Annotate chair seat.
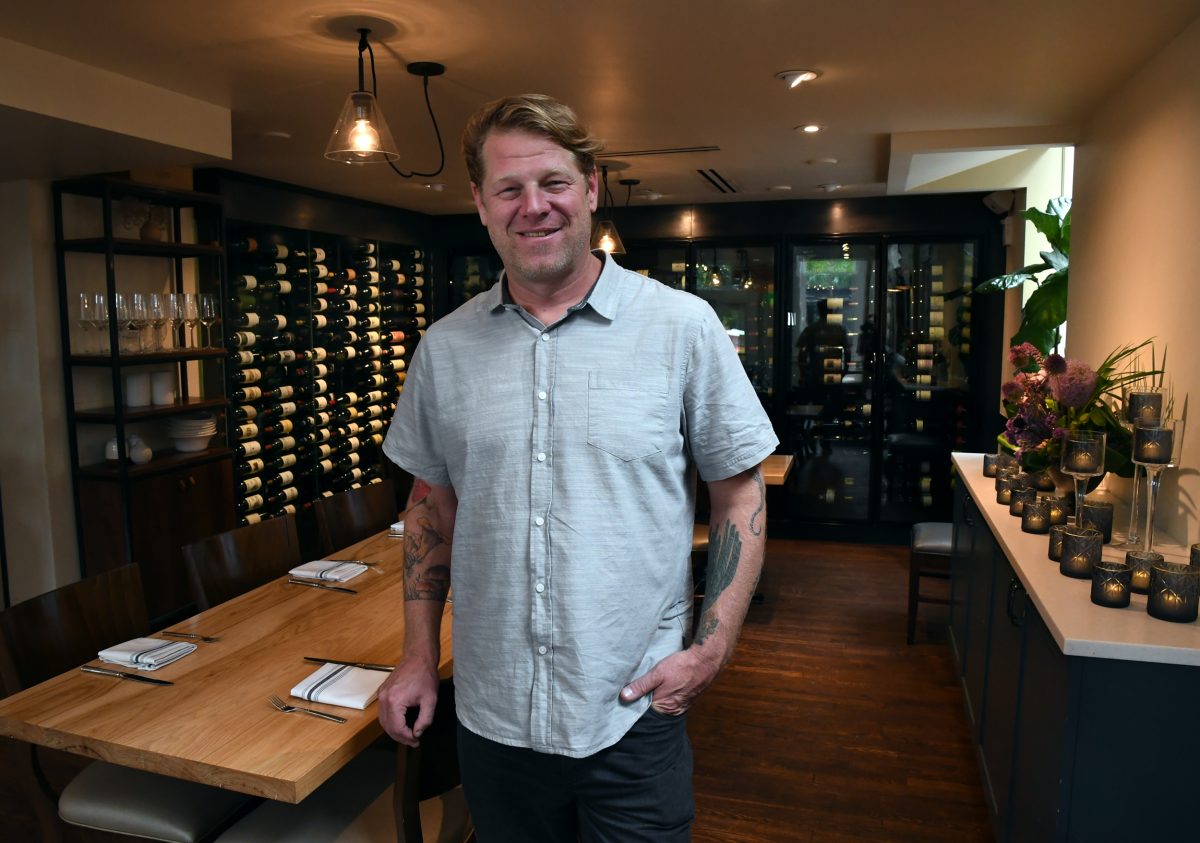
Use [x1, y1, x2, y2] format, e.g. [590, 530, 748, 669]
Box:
[912, 521, 953, 556]
[60, 761, 254, 843]
[215, 744, 473, 843]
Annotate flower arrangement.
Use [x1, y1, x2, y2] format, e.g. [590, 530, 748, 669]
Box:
[999, 339, 1162, 478]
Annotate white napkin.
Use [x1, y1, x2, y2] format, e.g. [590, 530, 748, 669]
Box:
[288, 560, 368, 582]
[290, 663, 388, 710]
[390, 520, 405, 537]
[99, 637, 196, 671]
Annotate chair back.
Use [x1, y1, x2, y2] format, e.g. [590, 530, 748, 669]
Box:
[182, 515, 302, 611]
[313, 479, 398, 556]
[395, 677, 466, 841]
[0, 564, 148, 695]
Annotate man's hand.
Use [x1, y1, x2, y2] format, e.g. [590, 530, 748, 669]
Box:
[619, 646, 723, 716]
[377, 653, 439, 747]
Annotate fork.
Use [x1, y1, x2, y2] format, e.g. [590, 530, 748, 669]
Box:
[267, 693, 347, 724]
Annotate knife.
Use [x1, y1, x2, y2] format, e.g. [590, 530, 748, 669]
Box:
[304, 657, 395, 672]
[81, 665, 174, 686]
[161, 630, 221, 643]
[287, 578, 357, 595]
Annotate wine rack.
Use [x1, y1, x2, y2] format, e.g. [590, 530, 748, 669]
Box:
[224, 228, 428, 526]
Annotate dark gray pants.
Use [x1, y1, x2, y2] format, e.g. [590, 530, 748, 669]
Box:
[458, 709, 694, 842]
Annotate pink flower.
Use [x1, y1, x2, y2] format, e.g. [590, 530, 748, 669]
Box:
[1044, 353, 1068, 376]
[1049, 360, 1097, 409]
[1001, 380, 1023, 402]
[1009, 342, 1042, 370]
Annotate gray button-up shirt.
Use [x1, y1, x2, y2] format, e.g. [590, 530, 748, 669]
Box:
[383, 253, 777, 757]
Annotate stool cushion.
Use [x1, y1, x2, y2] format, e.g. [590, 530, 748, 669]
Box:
[60, 761, 254, 843]
[912, 522, 953, 556]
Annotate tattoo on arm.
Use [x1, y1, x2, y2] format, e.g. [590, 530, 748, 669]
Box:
[403, 509, 452, 601]
[695, 520, 742, 645]
[748, 468, 764, 537]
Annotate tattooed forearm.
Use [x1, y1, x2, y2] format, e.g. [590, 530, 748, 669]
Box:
[747, 468, 764, 537]
[695, 520, 742, 644]
[403, 508, 452, 601]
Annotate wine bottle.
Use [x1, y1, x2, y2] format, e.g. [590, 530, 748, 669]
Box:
[232, 368, 262, 385]
[266, 487, 299, 508]
[236, 422, 260, 440]
[264, 470, 296, 491]
[235, 440, 263, 458]
[232, 404, 258, 422]
[230, 385, 263, 403]
[236, 457, 266, 475]
[256, 261, 288, 278]
[261, 435, 297, 456]
[268, 452, 299, 472]
[227, 331, 258, 349]
[238, 476, 264, 495]
[230, 236, 259, 254]
[238, 494, 265, 514]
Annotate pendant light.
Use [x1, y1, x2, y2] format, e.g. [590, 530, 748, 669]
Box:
[590, 165, 626, 255]
[324, 28, 446, 178]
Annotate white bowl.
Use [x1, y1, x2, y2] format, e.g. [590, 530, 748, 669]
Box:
[173, 434, 213, 453]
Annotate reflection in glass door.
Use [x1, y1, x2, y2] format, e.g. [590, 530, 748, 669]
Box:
[782, 242, 878, 521]
[879, 242, 975, 522]
[691, 246, 775, 399]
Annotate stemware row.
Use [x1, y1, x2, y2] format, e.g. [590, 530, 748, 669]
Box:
[77, 292, 220, 353]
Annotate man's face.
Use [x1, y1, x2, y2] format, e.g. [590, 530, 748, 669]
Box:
[470, 129, 598, 288]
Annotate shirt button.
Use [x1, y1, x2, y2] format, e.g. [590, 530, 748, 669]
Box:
[535, 581, 545, 593]
[534, 516, 545, 526]
[540, 334, 549, 342]
[538, 645, 548, 655]
[538, 390, 547, 400]
[536, 452, 546, 462]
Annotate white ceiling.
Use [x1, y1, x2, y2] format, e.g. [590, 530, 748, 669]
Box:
[1, 0, 1197, 215]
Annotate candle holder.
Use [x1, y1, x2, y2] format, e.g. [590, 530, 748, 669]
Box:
[1125, 388, 1164, 425]
[996, 475, 1020, 506]
[1126, 550, 1163, 595]
[1090, 560, 1132, 609]
[983, 453, 1000, 478]
[1021, 499, 1051, 534]
[1043, 495, 1069, 526]
[1132, 419, 1183, 553]
[1059, 527, 1102, 579]
[1048, 525, 1068, 561]
[1029, 470, 1057, 492]
[995, 465, 1019, 491]
[1060, 430, 1106, 529]
[1147, 561, 1200, 623]
[1117, 387, 1163, 549]
[1009, 487, 1037, 517]
[1081, 501, 1114, 544]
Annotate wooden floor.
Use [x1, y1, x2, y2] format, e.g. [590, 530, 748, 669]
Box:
[1, 537, 990, 842]
[688, 538, 990, 842]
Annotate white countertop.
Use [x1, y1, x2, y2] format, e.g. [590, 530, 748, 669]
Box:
[954, 452, 1200, 666]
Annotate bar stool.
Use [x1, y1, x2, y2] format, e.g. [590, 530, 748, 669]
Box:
[907, 522, 952, 644]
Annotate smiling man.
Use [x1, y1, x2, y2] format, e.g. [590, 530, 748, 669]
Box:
[378, 94, 778, 842]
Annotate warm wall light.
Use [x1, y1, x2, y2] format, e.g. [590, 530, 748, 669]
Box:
[324, 28, 446, 178]
[775, 69, 821, 88]
[797, 124, 823, 134]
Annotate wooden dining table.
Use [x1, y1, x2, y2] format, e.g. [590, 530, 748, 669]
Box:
[0, 526, 449, 804]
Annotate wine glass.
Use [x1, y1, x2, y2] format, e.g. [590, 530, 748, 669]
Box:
[198, 293, 220, 348]
[77, 292, 96, 353]
[130, 292, 150, 352]
[147, 292, 167, 351]
[1060, 430, 1106, 528]
[1133, 419, 1183, 552]
[182, 293, 200, 348]
[92, 292, 111, 354]
[113, 293, 136, 354]
[163, 293, 182, 349]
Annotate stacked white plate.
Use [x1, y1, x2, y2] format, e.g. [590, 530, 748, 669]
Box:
[168, 412, 217, 452]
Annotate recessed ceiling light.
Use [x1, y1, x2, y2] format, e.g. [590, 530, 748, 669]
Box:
[806, 157, 838, 165]
[819, 183, 842, 192]
[774, 69, 822, 89]
[768, 185, 793, 192]
[262, 130, 292, 140]
[796, 124, 823, 134]
[423, 183, 446, 191]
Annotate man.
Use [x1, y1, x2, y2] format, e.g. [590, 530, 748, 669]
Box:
[378, 93, 778, 842]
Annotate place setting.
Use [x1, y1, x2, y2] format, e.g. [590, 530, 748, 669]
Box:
[80, 634, 205, 687]
[266, 655, 395, 725]
[286, 558, 372, 594]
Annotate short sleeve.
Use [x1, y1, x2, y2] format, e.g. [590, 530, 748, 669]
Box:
[382, 339, 453, 487]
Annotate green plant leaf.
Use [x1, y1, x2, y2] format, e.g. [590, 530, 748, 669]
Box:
[975, 270, 1040, 293]
[1021, 271, 1068, 330]
[1040, 248, 1068, 271]
[1010, 323, 1056, 355]
[1024, 199, 1072, 254]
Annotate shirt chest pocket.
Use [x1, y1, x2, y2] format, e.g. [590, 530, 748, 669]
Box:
[587, 371, 670, 461]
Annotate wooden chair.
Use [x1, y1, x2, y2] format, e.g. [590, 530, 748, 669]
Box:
[907, 522, 953, 644]
[0, 564, 254, 841]
[213, 679, 472, 843]
[313, 478, 399, 556]
[182, 515, 303, 611]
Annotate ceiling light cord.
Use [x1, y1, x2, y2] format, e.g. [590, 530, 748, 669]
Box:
[388, 73, 445, 179]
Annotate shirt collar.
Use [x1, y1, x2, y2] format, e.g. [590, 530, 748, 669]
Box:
[486, 250, 623, 321]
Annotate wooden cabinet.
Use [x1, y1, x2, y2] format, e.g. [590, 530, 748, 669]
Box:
[952, 473, 1200, 841]
[79, 454, 234, 622]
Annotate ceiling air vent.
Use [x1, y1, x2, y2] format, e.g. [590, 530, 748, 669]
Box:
[696, 169, 736, 194]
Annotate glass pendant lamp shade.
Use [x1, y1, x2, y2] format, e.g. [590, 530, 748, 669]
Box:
[591, 220, 626, 255]
[324, 90, 400, 164]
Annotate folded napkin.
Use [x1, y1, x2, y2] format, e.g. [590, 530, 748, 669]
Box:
[99, 637, 196, 671]
[291, 663, 388, 710]
[288, 560, 368, 582]
[390, 520, 405, 537]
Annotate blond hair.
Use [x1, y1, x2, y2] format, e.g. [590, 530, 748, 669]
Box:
[462, 94, 605, 185]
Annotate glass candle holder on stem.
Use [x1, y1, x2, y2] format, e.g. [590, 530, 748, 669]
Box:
[1118, 387, 1164, 549]
[1133, 419, 1183, 553]
[1060, 430, 1106, 529]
